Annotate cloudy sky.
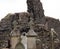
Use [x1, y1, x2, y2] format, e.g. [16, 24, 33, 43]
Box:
[0, 0, 60, 20]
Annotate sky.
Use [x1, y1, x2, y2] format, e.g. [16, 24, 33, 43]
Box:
[0, 0, 60, 20]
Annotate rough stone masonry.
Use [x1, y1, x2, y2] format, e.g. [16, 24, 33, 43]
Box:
[0, 0, 60, 49]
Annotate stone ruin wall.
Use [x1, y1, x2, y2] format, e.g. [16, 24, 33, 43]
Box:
[0, 0, 60, 49]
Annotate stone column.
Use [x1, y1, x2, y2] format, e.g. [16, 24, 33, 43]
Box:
[26, 29, 37, 49]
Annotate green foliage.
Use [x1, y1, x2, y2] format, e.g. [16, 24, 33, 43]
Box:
[15, 42, 25, 49]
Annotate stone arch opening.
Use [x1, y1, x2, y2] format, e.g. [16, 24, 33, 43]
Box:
[15, 41, 25, 49]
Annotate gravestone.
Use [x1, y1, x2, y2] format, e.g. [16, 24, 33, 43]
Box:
[10, 27, 20, 49]
[26, 29, 37, 49]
